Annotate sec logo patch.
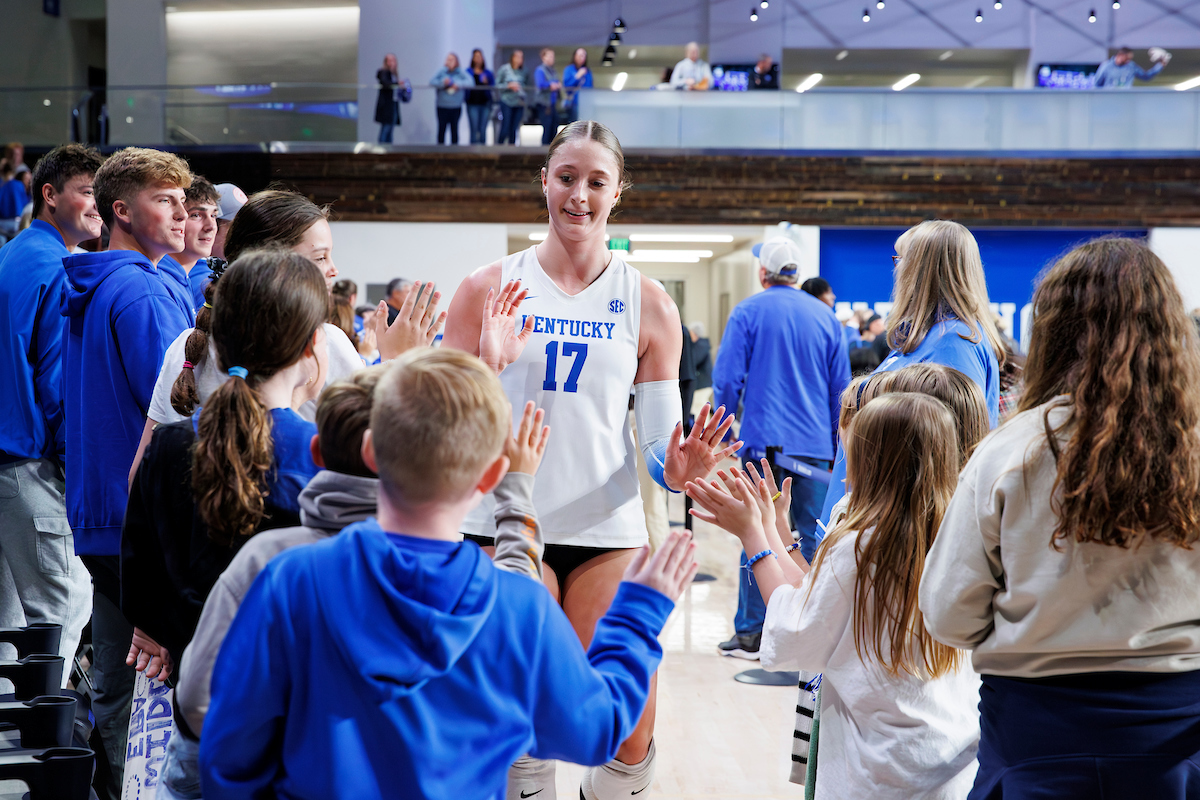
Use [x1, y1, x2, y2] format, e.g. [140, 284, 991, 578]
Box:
[609, 299, 626, 314]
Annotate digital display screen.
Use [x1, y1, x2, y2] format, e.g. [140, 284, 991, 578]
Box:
[1037, 64, 1100, 89]
[712, 64, 779, 92]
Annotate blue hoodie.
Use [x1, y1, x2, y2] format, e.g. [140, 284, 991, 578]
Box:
[813, 317, 1000, 541]
[158, 255, 197, 321]
[200, 519, 673, 800]
[0, 221, 71, 466]
[61, 250, 194, 556]
[189, 260, 213, 310]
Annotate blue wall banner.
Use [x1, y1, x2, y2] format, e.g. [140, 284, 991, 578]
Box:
[819, 227, 1147, 351]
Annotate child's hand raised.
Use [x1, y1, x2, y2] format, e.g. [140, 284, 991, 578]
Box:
[685, 471, 765, 544]
[623, 530, 698, 602]
[735, 461, 777, 533]
[505, 401, 550, 475]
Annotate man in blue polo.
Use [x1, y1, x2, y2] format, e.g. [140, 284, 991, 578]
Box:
[712, 236, 849, 660]
[0, 144, 105, 673]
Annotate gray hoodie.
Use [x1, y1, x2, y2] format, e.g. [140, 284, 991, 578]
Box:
[174, 469, 544, 737]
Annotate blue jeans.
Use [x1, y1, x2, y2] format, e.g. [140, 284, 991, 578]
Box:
[498, 105, 523, 144]
[467, 104, 490, 144]
[377, 122, 394, 143]
[539, 104, 557, 144]
[734, 455, 831, 636]
[160, 720, 202, 799]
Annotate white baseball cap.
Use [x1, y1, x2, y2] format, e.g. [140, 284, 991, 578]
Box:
[215, 183, 248, 221]
[752, 236, 803, 276]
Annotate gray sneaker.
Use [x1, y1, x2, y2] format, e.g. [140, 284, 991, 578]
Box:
[717, 632, 761, 660]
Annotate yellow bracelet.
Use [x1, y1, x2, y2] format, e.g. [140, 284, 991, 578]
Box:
[771, 491, 782, 502]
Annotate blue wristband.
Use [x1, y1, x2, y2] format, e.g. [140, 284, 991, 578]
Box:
[744, 549, 775, 584]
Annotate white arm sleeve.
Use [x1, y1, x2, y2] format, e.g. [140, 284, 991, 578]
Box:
[634, 380, 684, 492]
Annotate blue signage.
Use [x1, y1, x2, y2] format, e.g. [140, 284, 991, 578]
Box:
[818, 227, 1146, 351]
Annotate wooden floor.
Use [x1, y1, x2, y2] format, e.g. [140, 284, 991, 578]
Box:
[555, 491, 801, 799]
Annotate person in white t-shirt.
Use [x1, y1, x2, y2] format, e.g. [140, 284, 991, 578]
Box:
[669, 42, 713, 91]
[689, 392, 981, 800]
[443, 119, 740, 800]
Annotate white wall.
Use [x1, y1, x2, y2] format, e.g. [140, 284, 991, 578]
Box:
[107, 0, 168, 144]
[329, 221, 508, 310]
[1149, 228, 1200, 314]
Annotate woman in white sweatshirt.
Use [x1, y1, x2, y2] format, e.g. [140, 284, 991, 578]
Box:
[689, 392, 981, 799]
[921, 237, 1200, 799]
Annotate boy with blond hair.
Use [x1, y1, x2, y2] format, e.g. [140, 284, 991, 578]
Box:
[60, 146, 194, 788]
[200, 349, 698, 800]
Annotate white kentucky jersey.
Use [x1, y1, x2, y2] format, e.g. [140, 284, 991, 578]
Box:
[462, 245, 647, 548]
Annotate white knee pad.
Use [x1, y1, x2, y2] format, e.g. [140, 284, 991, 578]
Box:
[507, 754, 557, 800]
[580, 739, 656, 800]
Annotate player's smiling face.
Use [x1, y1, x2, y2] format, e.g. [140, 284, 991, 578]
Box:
[541, 138, 621, 241]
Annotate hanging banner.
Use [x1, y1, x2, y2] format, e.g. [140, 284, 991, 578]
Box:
[122, 672, 174, 800]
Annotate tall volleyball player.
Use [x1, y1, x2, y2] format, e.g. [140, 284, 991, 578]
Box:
[444, 121, 740, 800]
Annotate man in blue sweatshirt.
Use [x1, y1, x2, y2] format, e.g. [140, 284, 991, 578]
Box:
[159, 174, 221, 317]
[200, 348, 699, 800]
[60, 146, 194, 790]
[0, 144, 104, 676]
[712, 236, 850, 660]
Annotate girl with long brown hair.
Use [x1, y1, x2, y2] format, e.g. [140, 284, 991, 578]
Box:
[922, 237, 1200, 798]
[120, 249, 328, 684]
[689, 392, 981, 799]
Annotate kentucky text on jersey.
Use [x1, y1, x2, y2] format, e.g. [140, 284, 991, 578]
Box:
[521, 315, 617, 340]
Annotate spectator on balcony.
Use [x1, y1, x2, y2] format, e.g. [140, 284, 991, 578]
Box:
[562, 47, 593, 125]
[375, 53, 412, 145]
[750, 54, 779, 90]
[430, 52, 473, 145]
[496, 50, 528, 145]
[670, 42, 713, 91]
[533, 48, 561, 145]
[466, 49, 495, 145]
[1093, 47, 1170, 89]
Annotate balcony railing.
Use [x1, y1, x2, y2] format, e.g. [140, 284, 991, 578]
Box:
[2, 83, 1197, 154]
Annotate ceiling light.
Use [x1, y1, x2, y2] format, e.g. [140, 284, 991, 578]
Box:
[602, 44, 617, 66]
[612, 17, 626, 32]
[761, 0, 769, 8]
[1175, 75, 1200, 91]
[876, 0, 884, 8]
[862, 8, 870, 22]
[612, 72, 628, 91]
[975, 8, 983, 22]
[993, 0, 1002, 8]
[893, 73, 921, 91]
[609, 31, 621, 43]
[750, 7, 758, 21]
[628, 48, 637, 58]
[625, 250, 714, 263]
[628, 233, 735, 243]
[836, 50, 849, 60]
[939, 50, 954, 60]
[796, 73, 823, 92]
[1088, 8, 1097, 21]
[1112, 0, 1120, 7]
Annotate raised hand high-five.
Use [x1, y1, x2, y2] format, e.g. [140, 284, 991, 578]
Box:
[662, 402, 743, 491]
[479, 280, 535, 375]
[374, 281, 446, 361]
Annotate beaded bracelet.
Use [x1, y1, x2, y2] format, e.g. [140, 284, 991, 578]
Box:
[744, 549, 775, 583]
[785, 542, 802, 554]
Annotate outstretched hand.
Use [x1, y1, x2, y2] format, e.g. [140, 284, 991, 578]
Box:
[506, 401, 550, 475]
[663, 403, 743, 491]
[479, 280, 534, 374]
[374, 281, 446, 362]
[623, 530, 698, 602]
[685, 471, 765, 546]
[126, 626, 172, 683]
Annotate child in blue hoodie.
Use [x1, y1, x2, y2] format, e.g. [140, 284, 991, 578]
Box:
[200, 348, 700, 800]
[0, 144, 104, 677]
[59, 146, 194, 786]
